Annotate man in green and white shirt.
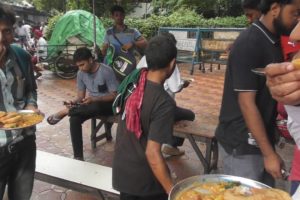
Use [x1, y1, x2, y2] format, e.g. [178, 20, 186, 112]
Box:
[0, 7, 39, 200]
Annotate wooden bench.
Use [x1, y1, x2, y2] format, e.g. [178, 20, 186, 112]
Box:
[35, 150, 119, 199]
[200, 39, 231, 72]
[90, 115, 118, 149]
[90, 116, 218, 174]
[199, 31, 241, 73]
[173, 120, 218, 174]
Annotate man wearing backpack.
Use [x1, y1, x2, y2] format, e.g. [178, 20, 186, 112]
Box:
[101, 5, 147, 81]
[0, 7, 40, 200]
[113, 35, 176, 200]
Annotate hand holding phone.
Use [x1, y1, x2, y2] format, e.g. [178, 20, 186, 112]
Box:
[63, 101, 81, 108]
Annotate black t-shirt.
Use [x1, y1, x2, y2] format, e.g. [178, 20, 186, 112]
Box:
[112, 80, 175, 196]
[215, 21, 283, 155]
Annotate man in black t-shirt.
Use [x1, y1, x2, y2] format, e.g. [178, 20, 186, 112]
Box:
[215, 0, 299, 186]
[113, 35, 177, 200]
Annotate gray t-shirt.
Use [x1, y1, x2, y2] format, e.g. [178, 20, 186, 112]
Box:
[77, 63, 118, 97]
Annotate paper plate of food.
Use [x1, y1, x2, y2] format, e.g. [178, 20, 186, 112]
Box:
[0, 110, 44, 130]
[169, 174, 292, 200]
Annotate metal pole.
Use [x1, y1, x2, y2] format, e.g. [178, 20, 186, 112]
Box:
[145, 3, 147, 19]
[92, 0, 97, 60]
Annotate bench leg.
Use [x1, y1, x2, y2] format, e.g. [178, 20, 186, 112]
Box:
[211, 138, 219, 170]
[199, 63, 206, 73]
[91, 118, 97, 149]
[186, 134, 210, 173]
[91, 118, 115, 149]
[104, 122, 113, 141]
[96, 190, 106, 200]
[205, 138, 212, 171]
[205, 138, 218, 171]
[90, 118, 105, 149]
[186, 134, 219, 174]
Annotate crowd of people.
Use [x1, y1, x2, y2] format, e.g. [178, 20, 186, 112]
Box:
[2, 0, 300, 199]
[14, 20, 47, 79]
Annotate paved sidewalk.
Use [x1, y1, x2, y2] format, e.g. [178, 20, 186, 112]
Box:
[4, 64, 292, 199]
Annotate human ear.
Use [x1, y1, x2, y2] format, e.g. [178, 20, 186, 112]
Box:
[270, 2, 281, 18]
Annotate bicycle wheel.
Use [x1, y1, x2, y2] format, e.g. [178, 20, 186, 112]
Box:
[54, 55, 78, 79]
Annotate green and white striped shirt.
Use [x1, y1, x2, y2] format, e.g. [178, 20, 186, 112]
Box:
[0, 47, 37, 147]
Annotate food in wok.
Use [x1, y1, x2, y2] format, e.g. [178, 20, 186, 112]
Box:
[224, 186, 291, 200]
[0, 111, 43, 129]
[175, 182, 291, 200]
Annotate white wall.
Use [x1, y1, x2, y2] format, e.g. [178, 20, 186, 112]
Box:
[170, 31, 197, 51]
[129, 3, 153, 18]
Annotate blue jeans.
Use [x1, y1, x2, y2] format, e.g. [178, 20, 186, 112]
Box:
[291, 181, 300, 195]
[219, 144, 275, 187]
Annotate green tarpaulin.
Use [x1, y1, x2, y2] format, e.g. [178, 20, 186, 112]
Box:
[47, 10, 106, 59]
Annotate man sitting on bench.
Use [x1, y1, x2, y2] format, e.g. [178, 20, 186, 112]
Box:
[47, 47, 119, 160]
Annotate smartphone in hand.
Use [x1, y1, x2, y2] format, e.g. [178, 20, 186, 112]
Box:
[63, 101, 81, 108]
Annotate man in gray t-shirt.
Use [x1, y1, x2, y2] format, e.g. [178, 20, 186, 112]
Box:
[47, 47, 118, 160]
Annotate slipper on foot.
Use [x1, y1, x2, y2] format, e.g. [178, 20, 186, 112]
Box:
[47, 114, 62, 125]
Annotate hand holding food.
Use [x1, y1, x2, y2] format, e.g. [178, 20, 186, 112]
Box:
[265, 62, 300, 105]
[0, 111, 44, 129]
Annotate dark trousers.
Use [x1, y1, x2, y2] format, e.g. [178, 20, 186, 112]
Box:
[120, 192, 168, 200]
[69, 101, 113, 159]
[0, 136, 36, 200]
[169, 106, 195, 147]
[291, 181, 300, 195]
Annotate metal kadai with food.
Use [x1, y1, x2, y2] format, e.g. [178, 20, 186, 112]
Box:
[169, 175, 292, 200]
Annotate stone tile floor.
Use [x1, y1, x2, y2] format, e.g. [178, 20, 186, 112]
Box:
[4, 64, 294, 199]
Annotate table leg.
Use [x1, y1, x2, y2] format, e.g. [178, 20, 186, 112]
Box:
[186, 134, 210, 173]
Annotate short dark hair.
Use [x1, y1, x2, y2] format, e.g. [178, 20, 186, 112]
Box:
[259, 0, 294, 14]
[145, 35, 177, 70]
[160, 32, 177, 45]
[73, 47, 93, 63]
[242, 0, 261, 9]
[0, 6, 16, 26]
[110, 5, 125, 15]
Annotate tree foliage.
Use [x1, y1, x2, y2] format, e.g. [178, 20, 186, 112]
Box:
[125, 9, 247, 39]
[46, 8, 247, 40]
[29, 0, 137, 17]
[152, 0, 243, 17]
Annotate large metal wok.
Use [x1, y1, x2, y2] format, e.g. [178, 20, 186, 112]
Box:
[169, 174, 271, 200]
